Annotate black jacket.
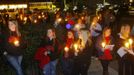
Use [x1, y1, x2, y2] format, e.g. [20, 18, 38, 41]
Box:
[3, 32, 25, 56]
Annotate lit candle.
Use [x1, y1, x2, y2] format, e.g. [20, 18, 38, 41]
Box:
[81, 16, 84, 20]
[38, 15, 41, 19]
[125, 42, 130, 49]
[13, 39, 20, 47]
[64, 47, 69, 52]
[129, 39, 133, 45]
[57, 18, 62, 22]
[65, 18, 68, 21]
[92, 22, 95, 25]
[34, 19, 37, 23]
[42, 15, 45, 18]
[24, 17, 27, 21]
[98, 16, 100, 19]
[74, 44, 79, 52]
[102, 42, 106, 48]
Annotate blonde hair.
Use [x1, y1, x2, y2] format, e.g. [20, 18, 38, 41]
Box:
[9, 20, 21, 37]
[120, 24, 130, 39]
[79, 29, 92, 48]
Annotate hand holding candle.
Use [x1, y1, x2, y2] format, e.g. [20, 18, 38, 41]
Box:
[129, 39, 133, 45]
[13, 38, 20, 47]
[64, 47, 69, 52]
[57, 18, 62, 22]
[102, 42, 106, 48]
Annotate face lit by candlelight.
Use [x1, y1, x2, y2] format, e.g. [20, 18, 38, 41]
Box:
[47, 29, 55, 39]
[104, 29, 111, 37]
[8, 21, 16, 32]
[67, 31, 74, 39]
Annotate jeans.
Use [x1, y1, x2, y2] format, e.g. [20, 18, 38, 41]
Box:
[61, 59, 74, 75]
[6, 55, 23, 75]
[43, 60, 58, 75]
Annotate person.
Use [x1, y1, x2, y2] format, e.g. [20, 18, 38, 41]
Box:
[35, 28, 61, 75]
[73, 18, 86, 38]
[96, 27, 114, 75]
[72, 29, 93, 75]
[61, 31, 75, 75]
[116, 24, 134, 75]
[90, 16, 102, 58]
[3, 19, 25, 75]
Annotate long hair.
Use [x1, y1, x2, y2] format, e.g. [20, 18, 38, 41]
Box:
[120, 24, 130, 39]
[102, 27, 111, 44]
[8, 19, 21, 37]
[79, 29, 92, 48]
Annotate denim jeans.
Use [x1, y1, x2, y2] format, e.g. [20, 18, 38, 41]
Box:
[61, 59, 74, 75]
[43, 60, 58, 75]
[6, 55, 23, 75]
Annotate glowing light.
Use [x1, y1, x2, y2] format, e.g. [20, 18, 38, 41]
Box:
[125, 42, 130, 48]
[102, 42, 106, 48]
[129, 39, 133, 45]
[57, 18, 62, 22]
[64, 47, 69, 52]
[74, 44, 79, 52]
[66, 24, 72, 29]
[24, 17, 27, 21]
[14, 39, 20, 47]
[34, 20, 37, 23]
[38, 15, 41, 19]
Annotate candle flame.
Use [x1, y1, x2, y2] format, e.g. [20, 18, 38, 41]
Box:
[24, 17, 27, 21]
[14, 40, 19, 47]
[34, 20, 37, 23]
[102, 42, 106, 48]
[58, 18, 62, 22]
[125, 42, 129, 48]
[64, 47, 69, 52]
[129, 39, 133, 45]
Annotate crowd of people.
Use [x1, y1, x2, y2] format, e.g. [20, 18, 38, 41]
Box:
[0, 8, 134, 75]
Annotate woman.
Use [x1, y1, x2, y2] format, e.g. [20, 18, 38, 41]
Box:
[96, 27, 114, 75]
[116, 24, 134, 75]
[3, 19, 24, 75]
[90, 16, 102, 58]
[61, 31, 75, 75]
[35, 28, 61, 75]
[72, 29, 93, 75]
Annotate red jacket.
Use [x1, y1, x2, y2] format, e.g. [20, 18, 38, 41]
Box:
[34, 46, 54, 69]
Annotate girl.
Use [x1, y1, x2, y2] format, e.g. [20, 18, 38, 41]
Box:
[3, 19, 24, 75]
[61, 31, 75, 75]
[72, 29, 93, 75]
[96, 27, 114, 75]
[35, 28, 61, 75]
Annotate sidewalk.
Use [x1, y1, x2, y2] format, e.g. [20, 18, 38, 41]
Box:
[88, 59, 118, 75]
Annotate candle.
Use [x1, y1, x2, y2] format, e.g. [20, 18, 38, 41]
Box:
[13, 39, 20, 47]
[38, 15, 41, 19]
[57, 18, 62, 22]
[92, 22, 95, 25]
[98, 16, 100, 20]
[74, 44, 79, 53]
[129, 39, 133, 45]
[102, 42, 106, 48]
[125, 42, 129, 48]
[34, 19, 37, 23]
[64, 47, 69, 52]
[42, 15, 45, 18]
[24, 17, 27, 21]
